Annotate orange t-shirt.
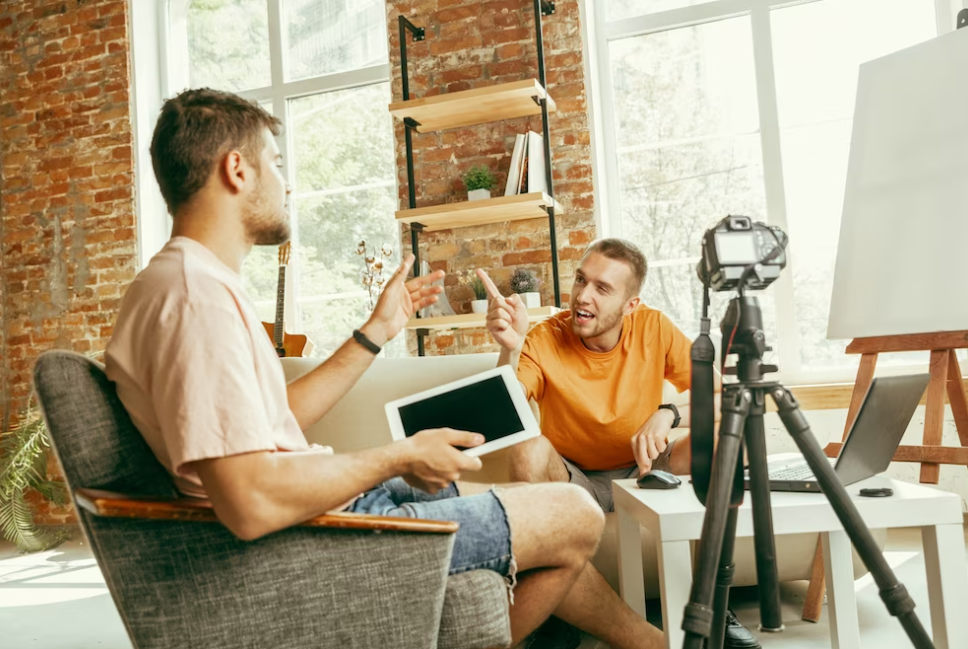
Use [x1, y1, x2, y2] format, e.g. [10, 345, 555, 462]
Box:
[517, 305, 692, 471]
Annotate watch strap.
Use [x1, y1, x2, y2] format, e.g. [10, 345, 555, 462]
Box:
[352, 329, 382, 355]
[658, 403, 681, 429]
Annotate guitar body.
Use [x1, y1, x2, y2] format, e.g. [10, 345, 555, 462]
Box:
[261, 322, 314, 358]
[262, 243, 314, 358]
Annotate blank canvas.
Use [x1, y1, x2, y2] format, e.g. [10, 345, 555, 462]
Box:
[827, 28, 968, 340]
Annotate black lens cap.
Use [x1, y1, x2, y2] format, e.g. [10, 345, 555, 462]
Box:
[859, 487, 893, 498]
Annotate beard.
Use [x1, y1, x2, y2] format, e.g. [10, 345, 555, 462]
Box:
[570, 302, 624, 340]
[243, 175, 290, 246]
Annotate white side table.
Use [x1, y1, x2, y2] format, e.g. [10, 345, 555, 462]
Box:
[614, 475, 967, 649]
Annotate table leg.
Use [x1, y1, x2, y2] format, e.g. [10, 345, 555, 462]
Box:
[657, 540, 692, 649]
[616, 505, 646, 619]
[821, 530, 860, 649]
[921, 523, 968, 649]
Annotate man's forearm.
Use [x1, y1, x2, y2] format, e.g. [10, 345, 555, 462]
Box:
[194, 444, 407, 540]
[287, 327, 383, 430]
[679, 391, 722, 428]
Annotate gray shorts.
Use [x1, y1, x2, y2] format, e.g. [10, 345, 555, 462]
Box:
[562, 439, 677, 513]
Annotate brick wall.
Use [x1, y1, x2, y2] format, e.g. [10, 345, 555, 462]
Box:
[387, 0, 594, 355]
[0, 0, 138, 525]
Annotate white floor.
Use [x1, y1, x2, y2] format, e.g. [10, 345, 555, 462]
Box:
[1, 526, 966, 649]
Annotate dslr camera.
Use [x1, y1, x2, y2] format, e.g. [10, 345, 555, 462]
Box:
[696, 215, 788, 292]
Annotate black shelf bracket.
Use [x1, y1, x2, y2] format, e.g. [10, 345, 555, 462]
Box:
[541, 1, 555, 16]
[533, 0, 560, 308]
[399, 16, 425, 102]
[959, 9, 967, 29]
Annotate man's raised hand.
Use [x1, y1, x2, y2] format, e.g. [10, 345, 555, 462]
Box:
[363, 254, 444, 346]
[477, 268, 529, 352]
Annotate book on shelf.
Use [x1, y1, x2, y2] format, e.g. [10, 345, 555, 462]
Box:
[503, 130, 546, 196]
[504, 133, 526, 196]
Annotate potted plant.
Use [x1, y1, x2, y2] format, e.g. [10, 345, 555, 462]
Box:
[458, 270, 490, 313]
[1, 396, 70, 553]
[463, 165, 495, 201]
[510, 267, 541, 308]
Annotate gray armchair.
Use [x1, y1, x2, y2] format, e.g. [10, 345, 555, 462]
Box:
[32, 351, 511, 649]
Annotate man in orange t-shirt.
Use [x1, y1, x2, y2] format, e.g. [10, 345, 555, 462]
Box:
[480, 238, 755, 649]
[479, 238, 697, 512]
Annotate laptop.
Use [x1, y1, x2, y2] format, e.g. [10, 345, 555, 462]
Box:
[745, 373, 930, 493]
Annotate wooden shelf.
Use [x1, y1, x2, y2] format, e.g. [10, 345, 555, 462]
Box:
[406, 306, 561, 331]
[389, 79, 556, 132]
[396, 192, 560, 232]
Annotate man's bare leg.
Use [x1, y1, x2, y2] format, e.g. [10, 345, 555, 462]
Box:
[488, 483, 662, 648]
[554, 562, 664, 648]
[507, 435, 570, 483]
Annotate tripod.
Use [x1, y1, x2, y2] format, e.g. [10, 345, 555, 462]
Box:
[681, 295, 935, 649]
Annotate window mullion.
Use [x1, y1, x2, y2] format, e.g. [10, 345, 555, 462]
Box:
[750, 4, 802, 379]
[265, 0, 299, 332]
[591, 0, 624, 239]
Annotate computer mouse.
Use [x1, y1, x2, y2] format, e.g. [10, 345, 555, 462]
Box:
[636, 470, 682, 490]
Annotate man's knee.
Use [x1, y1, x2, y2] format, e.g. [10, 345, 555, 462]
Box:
[508, 435, 568, 483]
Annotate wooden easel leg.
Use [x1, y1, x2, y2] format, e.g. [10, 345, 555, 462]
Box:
[921, 350, 950, 484]
[802, 540, 826, 622]
[823, 353, 877, 457]
[806, 352, 877, 622]
[946, 350, 968, 451]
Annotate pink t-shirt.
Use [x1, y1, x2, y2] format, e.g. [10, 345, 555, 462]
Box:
[105, 236, 326, 498]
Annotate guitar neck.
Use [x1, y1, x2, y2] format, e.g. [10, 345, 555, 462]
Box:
[273, 265, 286, 349]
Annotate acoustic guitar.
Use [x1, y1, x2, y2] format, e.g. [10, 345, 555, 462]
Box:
[262, 243, 314, 358]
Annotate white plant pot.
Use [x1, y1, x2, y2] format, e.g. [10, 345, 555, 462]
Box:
[467, 188, 491, 201]
[520, 292, 541, 308]
[471, 299, 489, 314]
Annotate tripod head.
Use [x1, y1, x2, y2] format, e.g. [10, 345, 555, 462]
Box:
[720, 296, 779, 384]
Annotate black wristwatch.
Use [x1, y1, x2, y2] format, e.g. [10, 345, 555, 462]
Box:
[352, 329, 382, 355]
[657, 403, 680, 429]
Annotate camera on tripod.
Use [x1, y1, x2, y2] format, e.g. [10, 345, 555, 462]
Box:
[683, 216, 932, 649]
[696, 215, 788, 292]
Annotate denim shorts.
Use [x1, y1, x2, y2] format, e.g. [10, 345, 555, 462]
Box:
[348, 478, 515, 581]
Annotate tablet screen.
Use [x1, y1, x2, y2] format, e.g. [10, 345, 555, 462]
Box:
[398, 376, 524, 447]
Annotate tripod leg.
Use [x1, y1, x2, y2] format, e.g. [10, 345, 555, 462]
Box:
[682, 389, 750, 649]
[710, 507, 738, 649]
[743, 405, 784, 632]
[771, 386, 936, 649]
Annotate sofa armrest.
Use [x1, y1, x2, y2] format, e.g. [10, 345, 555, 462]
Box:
[74, 488, 458, 534]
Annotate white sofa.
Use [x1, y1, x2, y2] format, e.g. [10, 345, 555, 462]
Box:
[281, 353, 882, 599]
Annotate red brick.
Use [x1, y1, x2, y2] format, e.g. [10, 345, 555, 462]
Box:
[1, 0, 136, 527]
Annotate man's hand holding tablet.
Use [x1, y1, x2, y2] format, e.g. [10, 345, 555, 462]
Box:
[400, 428, 484, 493]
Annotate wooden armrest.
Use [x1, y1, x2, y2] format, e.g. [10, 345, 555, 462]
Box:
[74, 488, 458, 534]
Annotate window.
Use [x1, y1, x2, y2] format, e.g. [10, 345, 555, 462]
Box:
[164, 0, 401, 359]
[593, 0, 958, 382]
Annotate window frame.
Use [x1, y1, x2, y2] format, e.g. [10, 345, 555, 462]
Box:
[133, 0, 394, 331]
[585, 0, 962, 386]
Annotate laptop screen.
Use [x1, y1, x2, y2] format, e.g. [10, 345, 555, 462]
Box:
[835, 373, 930, 485]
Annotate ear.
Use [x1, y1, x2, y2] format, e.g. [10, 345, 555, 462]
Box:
[220, 150, 247, 194]
[623, 295, 640, 316]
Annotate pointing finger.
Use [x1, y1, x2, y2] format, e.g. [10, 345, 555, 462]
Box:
[476, 268, 503, 300]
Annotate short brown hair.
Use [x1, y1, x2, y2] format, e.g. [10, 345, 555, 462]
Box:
[582, 238, 648, 297]
[150, 88, 283, 215]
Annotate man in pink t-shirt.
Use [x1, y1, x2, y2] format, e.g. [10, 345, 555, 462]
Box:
[106, 88, 665, 649]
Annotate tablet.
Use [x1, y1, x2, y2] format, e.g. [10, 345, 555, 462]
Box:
[385, 365, 540, 457]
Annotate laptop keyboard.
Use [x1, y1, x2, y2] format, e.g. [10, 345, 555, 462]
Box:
[770, 463, 816, 481]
